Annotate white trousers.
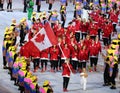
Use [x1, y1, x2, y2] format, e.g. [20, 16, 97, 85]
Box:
[81, 77, 87, 90]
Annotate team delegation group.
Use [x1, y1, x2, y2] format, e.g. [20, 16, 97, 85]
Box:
[2, 0, 120, 93]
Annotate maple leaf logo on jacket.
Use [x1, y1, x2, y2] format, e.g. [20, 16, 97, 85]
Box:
[35, 33, 45, 44]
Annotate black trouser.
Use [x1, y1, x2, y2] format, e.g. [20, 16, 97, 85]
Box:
[74, 10, 76, 18]
[113, 24, 117, 32]
[71, 60, 78, 70]
[51, 23, 55, 28]
[98, 29, 101, 40]
[90, 57, 98, 67]
[37, 5, 41, 12]
[62, 20, 65, 28]
[104, 63, 110, 84]
[103, 37, 109, 46]
[109, 34, 111, 45]
[7, 2, 12, 9]
[58, 56, 61, 67]
[48, 3, 52, 10]
[81, 33, 87, 39]
[23, 4, 27, 12]
[3, 56, 7, 67]
[75, 32, 80, 42]
[41, 59, 48, 69]
[110, 76, 116, 86]
[63, 77, 70, 89]
[50, 60, 58, 70]
[0, 3, 3, 9]
[33, 58, 40, 69]
[79, 61, 87, 70]
[20, 32, 25, 45]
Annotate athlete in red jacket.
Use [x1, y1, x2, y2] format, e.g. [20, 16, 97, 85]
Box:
[61, 43, 70, 68]
[89, 39, 100, 72]
[62, 59, 73, 92]
[30, 42, 40, 72]
[40, 48, 49, 72]
[49, 45, 59, 72]
[88, 21, 98, 40]
[78, 45, 89, 72]
[70, 44, 78, 72]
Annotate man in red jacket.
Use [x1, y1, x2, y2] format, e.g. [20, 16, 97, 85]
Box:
[30, 42, 41, 72]
[88, 21, 98, 40]
[89, 39, 100, 72]
[102, 22, 111, 47]
[81, 19, 89, 39]
[49, 45, 59, 72]
[109, 10, 118, 33]
[40, 48, 49, 72]
[61, 43, 70, 68]
[78, 45, 89, 72]
[70, 44, 78, 72]
[19, 41, 31, 58]
[84, 35, 92, 48]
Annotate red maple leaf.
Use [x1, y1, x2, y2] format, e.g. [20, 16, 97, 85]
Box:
[35, 33, 45, 43]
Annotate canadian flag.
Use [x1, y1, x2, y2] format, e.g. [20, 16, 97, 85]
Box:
[31, 22, 58, 51]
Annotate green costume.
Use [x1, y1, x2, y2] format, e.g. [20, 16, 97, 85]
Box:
[27, 0, 34, 20]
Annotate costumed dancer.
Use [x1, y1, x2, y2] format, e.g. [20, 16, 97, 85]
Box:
[31, 12, 37, 24]
[43, 80, 53, 93]
[27, 0, 34, 20]
[2, 27, 10, 69]
[49, 10, 58, 28]
[60, 5, 66, 28]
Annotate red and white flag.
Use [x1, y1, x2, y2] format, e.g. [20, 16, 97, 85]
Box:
[31, 22, 58, 51]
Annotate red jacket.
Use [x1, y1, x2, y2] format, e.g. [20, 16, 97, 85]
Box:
[28, 30, 33, 41]
[81, 22, 88, 33]
[40, 48, 49, 59]
[56, 27, 64, 37]
[53, 23, 58, 33]
[77, 42, 84, 50]
[102, 25, 111, 38]
[49, 46, 59, 60]
[67, 25, 76, 35]
[70, 46, 78, 59]
[108, 22, 113, 34]
[88, 23, 98, 36]
[95, 41, 101, 54]
[89, 44, 99, 56]
[62, 63, 73, 77]
[61, 47, 70, 59]
[78, 49, 88, 61]
[20, 41, 31, 58]
[74, 19, 81, 31]
[30, 42, 41, 58]
[84, 39, 92, 48]
[110, 12, 118, 23]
